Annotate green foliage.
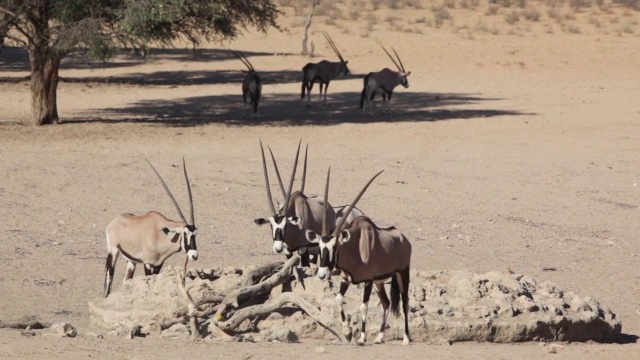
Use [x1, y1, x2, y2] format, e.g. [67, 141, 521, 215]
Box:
[0, 0, 282, 59]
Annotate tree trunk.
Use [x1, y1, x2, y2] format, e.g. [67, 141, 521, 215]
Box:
[28, 49, 60, 126]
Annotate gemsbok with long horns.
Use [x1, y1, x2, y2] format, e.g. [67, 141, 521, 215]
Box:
[304, 169, 412, 345]
[301, 31, 350, 106]
[103, 159, 198, 297]
[360, 45, 411, 114]
[268, 143, 366, 266]
[254, 141, 337, 267]
[231, 49, 262, 117]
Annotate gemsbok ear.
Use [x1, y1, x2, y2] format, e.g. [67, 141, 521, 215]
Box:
[305, 230, 319, 243]
[406, 71, 411, 76]
[340, 229, 351, 243]
[288, 216, 300, 225]
[254, 218, 269, 226]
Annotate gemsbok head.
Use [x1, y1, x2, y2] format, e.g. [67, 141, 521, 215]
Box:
[360, 45, 411, 114]
[304, 168, 412, 345]
[103, 158, 198, 297]
[301, 31, 350, 106]
[254, 140, 339, 267]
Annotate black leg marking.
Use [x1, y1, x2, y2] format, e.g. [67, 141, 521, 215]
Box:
[400, 267, 411, 344]
[360, 282, 373, 341]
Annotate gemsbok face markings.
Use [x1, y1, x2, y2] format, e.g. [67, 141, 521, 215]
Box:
[230, 49, 262, 117]
[360, 45, 412, 114]
[304, 168, 412, 346]
[254, 141, 346, 267]
[301, 31, 350, 106]
[103, 158, 198, 297]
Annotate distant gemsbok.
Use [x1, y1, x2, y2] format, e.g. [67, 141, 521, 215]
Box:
[360, 45, 411, 114]
[301, 31, 350, 106]
[304, 169, 412, 345]
[231, 49, 262, 117]
[103, 159, 198, 297]
[254, 140, 337, 267]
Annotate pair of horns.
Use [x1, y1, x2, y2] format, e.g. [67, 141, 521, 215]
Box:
[230, 49, 255, 72]
[260, 140, 307, 216]
[381, 45, 406, 73]
[146, 158, 195, 225]
[323, 31, 345, 63]
[321, 168, 384, 237]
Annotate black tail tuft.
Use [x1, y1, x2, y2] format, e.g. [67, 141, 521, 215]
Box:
[301, 65, 310, 99]
[390, 273, 401, 317]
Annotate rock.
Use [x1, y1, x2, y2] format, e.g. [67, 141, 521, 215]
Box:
[46, 323, 77, 338]
[263, 328, 299, 343]
[314, 346, 326, 353]
[160, 323, 190, 339]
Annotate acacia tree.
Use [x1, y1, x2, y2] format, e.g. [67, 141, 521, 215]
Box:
[0, 0, 281, 126]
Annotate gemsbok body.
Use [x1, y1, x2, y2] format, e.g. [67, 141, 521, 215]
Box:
[301, 32, 350, 106]
[254, 141, 337, 267]
[103, 159, 198, 297]
[304, 169, 412, 345]
[232, 49, 262, 117]
[360, 46, 411, 114]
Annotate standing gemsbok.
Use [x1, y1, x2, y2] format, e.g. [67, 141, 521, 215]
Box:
[304, 169, 412, 345]
[360, 45, 412, 114]
[301, 31, 350, 106]
[103, 159, 198, 297]
[254, 140, 337, 267]
[231, 49, 262, 117]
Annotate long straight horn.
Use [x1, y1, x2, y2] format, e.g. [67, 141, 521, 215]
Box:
[322, 167, 330, 237]
[392, 47, 406, 73]
[282, 140, 302, 213]
[300, 144, 308, 194]
[323, 31, 344, 62]
[268, 146, 287, 200]
[182, 157, 195, 225]
[240, 51, 255, 72]
[231, 49, 252, 72]
[381, 45, 402, 72]
[259, 140, 277, 216]
[146, 159, 187, 224]
[333, 170, 384, 236]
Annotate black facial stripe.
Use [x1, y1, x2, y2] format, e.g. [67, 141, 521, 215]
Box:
[320, 247, 331, 268]
[274, 227, 284, 241]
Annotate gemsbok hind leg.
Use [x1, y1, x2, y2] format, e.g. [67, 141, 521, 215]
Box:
[103, 248, 119, 297]
[356, 281, 373, 345]
[123, 261, 136, 283]
[374, 282, 391, 344]
[397, 267, 411, 345]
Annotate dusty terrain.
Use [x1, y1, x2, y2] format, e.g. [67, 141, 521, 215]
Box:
[1, 0, 639, 358]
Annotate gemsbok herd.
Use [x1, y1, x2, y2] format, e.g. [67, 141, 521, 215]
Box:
[229, 32, 411, 117]
[104, 142, 412, 346]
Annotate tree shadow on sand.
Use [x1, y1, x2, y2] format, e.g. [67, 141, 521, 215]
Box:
[69, 91, 533, 127]
[0, 46, 294, 75]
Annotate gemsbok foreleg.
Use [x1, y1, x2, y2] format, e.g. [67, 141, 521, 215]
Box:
[356, 281, 373, 345]
[374, 282, 391, 344]
[336, 279, 352, 341]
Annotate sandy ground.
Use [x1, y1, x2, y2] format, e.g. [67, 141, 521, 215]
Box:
[1, 1, 639, 359]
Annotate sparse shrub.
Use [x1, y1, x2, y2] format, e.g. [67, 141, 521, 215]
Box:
[387, 0, 401, 9]
[570, 0, 592, 10]
[431, 6, 451, 28]
[505, 10, 520, 24]
[548, 8, 561, 20]
[486, 4, 500, 14]
[372, 0, 385, 10]
[613, 0, 640, 10]
[610, 16, 620, 24]
[620, 24, 635, 33]
[588, 17, 602, 28]
[515, 0, 528, 8]
[444, 0, 456, 8]
[566, 24, 581, 33]
[564, 12, 576, 20]
[460, 0, 481, 8]
[521, 8, 540, 21]
[415, 16, 428, 23]
[545, 0, 564, 7]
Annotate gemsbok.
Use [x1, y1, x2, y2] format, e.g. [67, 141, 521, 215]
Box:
[304, 169, 412, 345]
[103, 159, 198, 297]
[360, 45, 411, 114]
[301, 31, 350, 106]
[254, 140, 337, 267]
[231, 49, 262, 117]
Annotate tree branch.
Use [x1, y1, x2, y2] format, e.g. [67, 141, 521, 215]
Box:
[220, 292, 348, 343]
[0, 6, 17, 18]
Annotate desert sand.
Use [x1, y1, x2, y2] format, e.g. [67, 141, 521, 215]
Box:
[0, 1, 639, 359]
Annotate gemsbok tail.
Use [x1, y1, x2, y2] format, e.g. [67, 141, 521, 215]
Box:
[360, 72, 372, 113]
[301, 64, 311, 99]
